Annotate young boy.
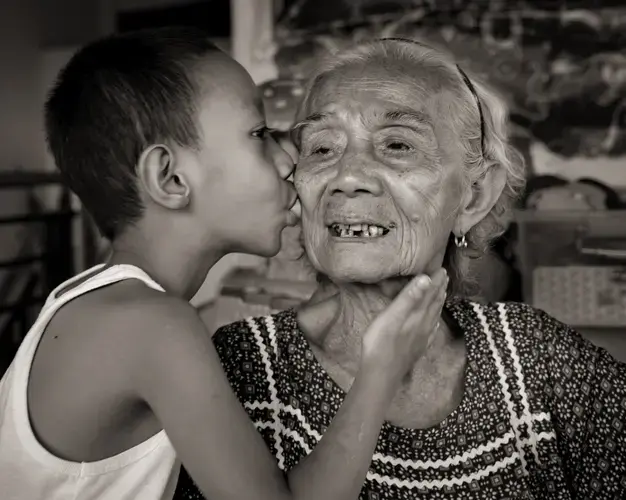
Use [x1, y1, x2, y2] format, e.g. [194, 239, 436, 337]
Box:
[0, 27, 447, 500]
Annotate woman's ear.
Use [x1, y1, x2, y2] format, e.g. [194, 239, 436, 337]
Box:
[454, 165, 506, 236]
[136, 144, 190, 210]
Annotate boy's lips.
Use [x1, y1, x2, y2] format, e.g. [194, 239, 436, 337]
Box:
[287, 187, 300, 216]
[289, 194, 300, 210]
[287, 198, 301, 225]
[286, 211, 299, 226]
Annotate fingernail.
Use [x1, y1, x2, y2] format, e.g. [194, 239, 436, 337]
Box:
[417, 275, 431, 289]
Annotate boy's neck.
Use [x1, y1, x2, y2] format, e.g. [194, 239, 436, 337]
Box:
[108, 230, 224, 301]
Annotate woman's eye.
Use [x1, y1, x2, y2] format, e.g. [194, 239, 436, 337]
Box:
[385, 140, 413, 152]
[300, 130, 345, 159]
[301, 141, 335, 158]
[311, 146, 332, 156]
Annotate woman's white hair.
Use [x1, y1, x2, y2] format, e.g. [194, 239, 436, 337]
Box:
[295, 38, 526, 296]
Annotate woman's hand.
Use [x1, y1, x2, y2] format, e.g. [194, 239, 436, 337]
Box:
[361, 268, 448, 388]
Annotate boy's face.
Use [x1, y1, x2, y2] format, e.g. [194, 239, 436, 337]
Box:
[188, 54, 298, 257]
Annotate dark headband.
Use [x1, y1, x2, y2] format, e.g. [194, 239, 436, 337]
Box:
[380, 37, 486, 157]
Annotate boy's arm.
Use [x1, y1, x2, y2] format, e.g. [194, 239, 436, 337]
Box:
[132, 298, 393, 500]
[130, 296, 290, 500]
[133, 273, 442, 500]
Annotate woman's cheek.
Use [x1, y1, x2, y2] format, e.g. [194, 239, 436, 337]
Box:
[294, 173, 320, 210]
[278, 137, 298, 164]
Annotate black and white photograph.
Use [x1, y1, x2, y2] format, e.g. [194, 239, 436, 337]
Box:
[0, 1, 625, 499]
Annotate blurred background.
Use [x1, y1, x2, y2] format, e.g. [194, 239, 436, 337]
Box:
[1, 0, 625, 375]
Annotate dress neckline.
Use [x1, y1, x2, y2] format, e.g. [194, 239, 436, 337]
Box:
[281, 298, 481, 435]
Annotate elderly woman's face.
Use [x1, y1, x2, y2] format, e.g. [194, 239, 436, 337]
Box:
[294, 63, 465, 283]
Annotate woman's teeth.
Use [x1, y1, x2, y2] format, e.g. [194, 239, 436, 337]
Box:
[331, 223, 389, 238]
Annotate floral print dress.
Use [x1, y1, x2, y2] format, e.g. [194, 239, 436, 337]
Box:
[174, 299, 626, 499]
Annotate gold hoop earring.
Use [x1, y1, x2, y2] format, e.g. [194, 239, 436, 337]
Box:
[454, 234, 468, 248]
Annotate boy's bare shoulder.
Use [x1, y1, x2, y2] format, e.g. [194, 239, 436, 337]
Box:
[60, 279, 210, 369]
[91, 281, 223, 407]
[98, 280, 207, 341]
[72, 280, 213, 393]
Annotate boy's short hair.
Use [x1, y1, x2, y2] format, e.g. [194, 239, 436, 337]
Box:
[45, 27, 220, 240]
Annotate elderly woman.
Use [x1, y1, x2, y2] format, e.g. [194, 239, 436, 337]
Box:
[176, 39, 626, 499]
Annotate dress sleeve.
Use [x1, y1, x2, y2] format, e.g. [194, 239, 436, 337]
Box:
[538, 310, 626, 499]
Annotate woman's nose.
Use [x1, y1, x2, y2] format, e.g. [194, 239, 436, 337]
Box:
[269, 136, 296, 180]
[328, 163, 383, 197]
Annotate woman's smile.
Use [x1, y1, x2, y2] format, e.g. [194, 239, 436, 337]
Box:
[328, 222, 390, 239]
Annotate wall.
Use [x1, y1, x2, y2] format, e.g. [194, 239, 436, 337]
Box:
[39, 0, 101, 47]
[112, 0, 193, 10]
[40, 0, 209, 47]
[1, 0, 111, 309]
[0, 0, 45, 172]
[100, 0, 213, 35]
[0, 0, 46, 300]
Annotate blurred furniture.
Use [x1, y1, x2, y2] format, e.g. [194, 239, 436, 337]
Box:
[0, 171, 89, 374]
[516, 209, 626, 330]
[198, 255, 317, 334]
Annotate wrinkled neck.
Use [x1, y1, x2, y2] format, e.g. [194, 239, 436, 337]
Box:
[320, 277, 412, 365]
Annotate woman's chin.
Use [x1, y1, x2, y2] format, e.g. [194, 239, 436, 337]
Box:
[322, 265, 394, 286]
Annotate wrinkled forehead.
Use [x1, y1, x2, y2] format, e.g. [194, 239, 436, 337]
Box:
[304, 61, 456, 121]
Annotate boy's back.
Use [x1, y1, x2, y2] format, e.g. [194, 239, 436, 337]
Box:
[29, 268, 165, 462]
[0, 265, 181, 500]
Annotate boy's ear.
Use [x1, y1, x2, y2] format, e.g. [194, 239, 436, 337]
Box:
[137, 144, 190, 209]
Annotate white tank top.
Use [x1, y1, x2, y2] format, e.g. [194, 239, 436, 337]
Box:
[0, 264, 179, 500]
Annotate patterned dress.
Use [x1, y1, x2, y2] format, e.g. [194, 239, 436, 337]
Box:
[174, 299, 626, 499]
